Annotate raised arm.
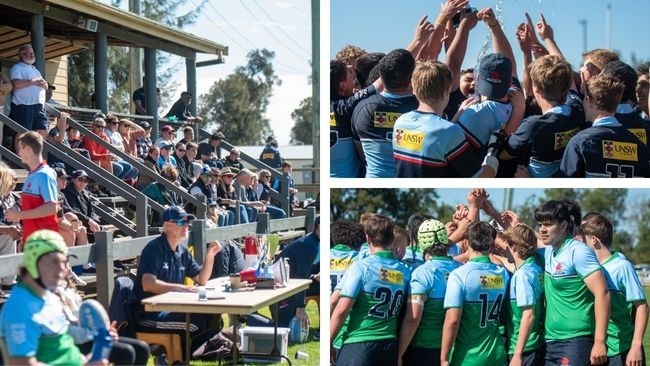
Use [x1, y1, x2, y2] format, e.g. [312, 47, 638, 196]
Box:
[445, 7, 478, 92]
[516, 23, 534, 98]
[478, 8, 518, 78]
[535, 13, 566, 60]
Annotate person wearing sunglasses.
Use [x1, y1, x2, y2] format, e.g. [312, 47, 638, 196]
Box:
[62, 170, 102, 240]
[132, 206, 223, 355]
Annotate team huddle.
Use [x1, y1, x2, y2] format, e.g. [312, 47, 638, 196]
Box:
[330, 0, 650, 178]
[329, 189, 648, 366]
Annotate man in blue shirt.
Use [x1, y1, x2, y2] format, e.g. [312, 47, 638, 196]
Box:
[133, 206, 222, 353]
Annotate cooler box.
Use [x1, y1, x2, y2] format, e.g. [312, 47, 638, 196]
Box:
[240, 326, 290, 362]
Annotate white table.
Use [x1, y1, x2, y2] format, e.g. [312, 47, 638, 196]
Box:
[141, 278, 312, 362]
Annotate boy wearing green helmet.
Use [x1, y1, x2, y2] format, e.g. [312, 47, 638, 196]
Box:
[398, 219, 462, 366]
[0, 230, 102, 365]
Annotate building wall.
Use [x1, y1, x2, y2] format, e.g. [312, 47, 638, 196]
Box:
[45, 55, 68, 106]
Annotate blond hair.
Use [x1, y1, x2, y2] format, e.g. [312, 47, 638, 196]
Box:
[529, 55, 572, 104]
[411, 60, 452, 103]
[582, 49, 619, 70]
[501, 223, 537, 259]
[335, 45, 366, 66]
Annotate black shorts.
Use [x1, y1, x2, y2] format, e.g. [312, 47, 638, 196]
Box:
[545, 336, 593, 366]
[402, 345, 441, 366]
[607, 348, 646, 366]
[508, 346, 545, 366]
[337, 339, 397, 366]
[8, 103, 47, 131]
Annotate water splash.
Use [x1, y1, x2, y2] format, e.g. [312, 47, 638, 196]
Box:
[474, 0, 506, 70]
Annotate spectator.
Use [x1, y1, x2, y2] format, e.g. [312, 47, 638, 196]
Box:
[62, 169, 103, 239]
[45, 84, 59, 105]
[174, 142, 192, 188]
[8, 44, 49, 147]
[132, 76, 159, 115]
[105, 115, 139, 181]
[135, 121, 153, 160]
[157, 141, 177, 169]
[142, 166, 184, 211]
[209, 239, 245, 279]
[199, 131, 225, 167]
[132, 206, 222, 354]
[118, 119, 146, 158]
[205, 198, 233, 228]
[154, 125, 176, 149]
[4, 131, 58, 246]
[136, 145, 161, 191]
[0, 164, 20, 288]
[259, 135, 282, 168]
[252, 171, 286, 219]
[165, 91, 203, 123]
[55, 168, 89, 247]
[273, 161, 299, 208]
[221, 148, 244, 173]
[82, 116, 136, 181]
[216, 167, 247, 223]
[184, 142, 201, 182]
[179, 126, 195, 145]
[233, 169, 261, 222]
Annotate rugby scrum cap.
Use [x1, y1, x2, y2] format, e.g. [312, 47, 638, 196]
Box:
[477, 53, 512, 99]
[417, 219, 448, 253]
[23, 229, 68, 279]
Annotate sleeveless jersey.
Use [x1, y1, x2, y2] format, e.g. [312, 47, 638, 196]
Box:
[506, 257, 545, 354]
[392, 111, 479, 177]
[352, 92, 418, 177]
[543, 238, 602, 340]
[330, 86, 377, 177]
[558, 116, 650, 177]
[409, 256, 461, 348]
[601, 252, 646, 356]
[444, 255, 509, 366]
[337, 250, 410, 344]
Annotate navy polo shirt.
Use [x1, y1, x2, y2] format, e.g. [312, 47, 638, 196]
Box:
[134, 233, 201, 301]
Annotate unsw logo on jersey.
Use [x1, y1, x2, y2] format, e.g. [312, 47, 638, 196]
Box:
[554, 128, 579, 150]
[627, 128, 647, 144]
[373, 112, 401, 128]
[479, 275, 504, 289]
[394, 129, 424, 152]
[331, 257, 354, 271]
[602, 140, 638, 161]
[379, 268, 404, 285]
[330, 112, 337, 127]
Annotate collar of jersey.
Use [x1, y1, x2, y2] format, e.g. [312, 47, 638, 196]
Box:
[29, 161, 48, 175]
[517, 256, 536, 269]
[592, 116, 621, 127]
[431, 255, 453, 261]
[380, 91, 413, 99]
[373, 250, 397, 259]
[601, 251, 620, 265]
[468, 255, 491, 264]
[553, 236, 573, 255]
[546, 104, 571, 116]
[616, 103, 635, 114]
[332, 243, 354, 251]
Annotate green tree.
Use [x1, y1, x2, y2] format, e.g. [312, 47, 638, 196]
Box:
[290, 96, 313, 144]
[631, 197, 650, 264]
[199, 49, 281, 145]
[330, 189, 454, 226]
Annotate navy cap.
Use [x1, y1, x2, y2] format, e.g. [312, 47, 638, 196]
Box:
[477, 53, 512, 99]
[54, 167, 68, 179]
[72, 170, 88, 179]
[162, 206, 196, 222]
[207, 198, 218, 207]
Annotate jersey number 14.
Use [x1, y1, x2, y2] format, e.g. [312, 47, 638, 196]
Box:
[479, 293, 503, 328]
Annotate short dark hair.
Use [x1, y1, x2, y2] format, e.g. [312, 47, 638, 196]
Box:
[602, 60, 638, 104]
[378, 49, 415, 91]
[406, 213, 432, 245]
[365, 214, 395, 249]
[581, 213, 613, 247]
[331, 220, 365, 250]
[355, 52, 385, 89]
[330, 59, 348, 99]
[534, 200, 574, 234]
[467, 221, 496, 252]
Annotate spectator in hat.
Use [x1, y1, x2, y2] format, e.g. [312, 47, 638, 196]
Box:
[132, 206, 223, 354]
[259, 135, 283, 169]
[216, 167, 249, 223]
[205, 198, 233, 228]
[62, 170, 102, 238]
[135, 121, 153, 160]
[199, 131, 225, 166]
[157, 141, 177, 169]
[165, 91, 203, 123]
[54, 168, 89, 247]
[136, 145, 161, 191]
[221, 148, 244, 173]
[45, 84, 59, 105]
[154, 125, 176, 149]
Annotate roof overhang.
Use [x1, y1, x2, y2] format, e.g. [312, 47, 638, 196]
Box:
[0, 0, 228, 60]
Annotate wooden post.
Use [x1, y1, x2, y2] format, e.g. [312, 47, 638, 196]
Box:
[95, 231, 114, 310]
[235, 201, 241, 224]
[257, 212, 270, 234]
[136, 195, 148, 237]
[191, 219, 207, 263]
[306, 207, 316, 232]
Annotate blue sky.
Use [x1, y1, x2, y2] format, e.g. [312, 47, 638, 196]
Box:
[330, 0, 650, 75]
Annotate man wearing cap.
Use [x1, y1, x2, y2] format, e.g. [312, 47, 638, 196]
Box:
[133, 206, 223, 353]
[199, 132, 225, 167]
[63, 170, 102, 236]
[135, 121, 153, 160]
[259, 135, 283, 169]
[165, 91, 203, 123]
[0, 230, 104, 365]
[5, 132, 59, 246]
[157, 141, 177, 169]
[54, 167, 88, 247]
[154, 125, 176, 149]
[45, 84, 59, 105]
[398, 219, 462, 366]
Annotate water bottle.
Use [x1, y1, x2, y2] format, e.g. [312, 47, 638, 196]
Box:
[89, 327, 113, 362]
[289, 315, 309, 344]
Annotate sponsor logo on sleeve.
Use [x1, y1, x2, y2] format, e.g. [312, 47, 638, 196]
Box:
[330, 112, 337, 127]
[379, 268, 405, 285]
[373, 111, 401, 128]
[394, 129, 424, 152]
[479, 275, 504, 289]
[602, 140, 638, 161]
[554, 128, 579, 150]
